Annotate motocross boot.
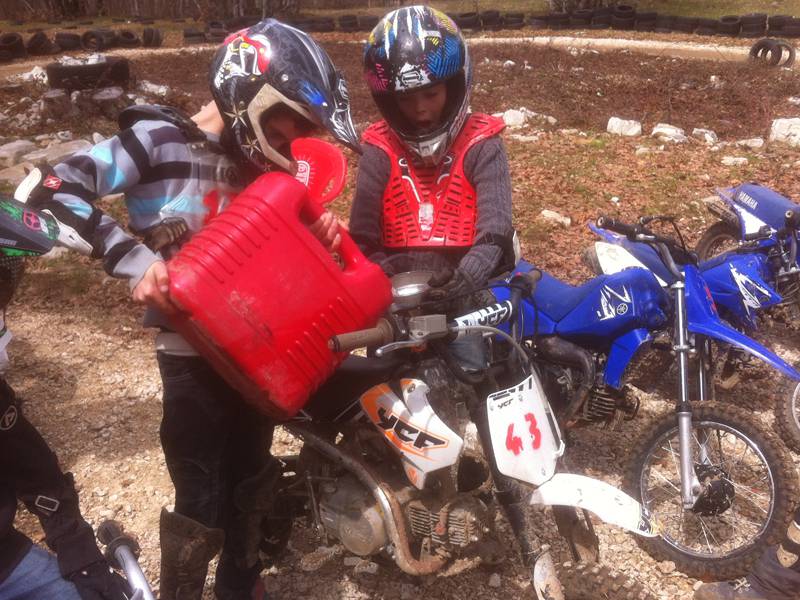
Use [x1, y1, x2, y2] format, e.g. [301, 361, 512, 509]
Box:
[694, 580, 768, 600]
[159, 508, 224, 600]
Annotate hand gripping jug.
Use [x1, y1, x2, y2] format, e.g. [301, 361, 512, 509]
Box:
[167, 172, 392, 419]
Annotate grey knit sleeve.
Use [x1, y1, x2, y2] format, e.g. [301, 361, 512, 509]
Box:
[458, 136, 514, 286]
[349, 143, 391, 264]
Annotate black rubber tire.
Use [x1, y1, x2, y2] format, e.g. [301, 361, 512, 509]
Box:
[529, 16, 550, 29]
[625, 402, 799, 580]
[742, 13, 768, 26]
[54, 31, 81, 50]
[503, 15, 525, 30]
[116, 29, 139, 47]
[783, 25, 800, 39]
[674, 16, 699, 33]
[635, 21, 656, 32]
[142, 27, 162, 48]
[26, 31, 52, 55]
[696, 26, 719, 36]
[750, 38, 783, 66]
[741, 27, 768, 38]
[206, 20, 225, 31]
[139, 19, 155, 25]
[45, 56, 130, 90]
[456, 12, 480, 29]
[480, 10, 501, 30]
[719, 15, 742, 35]
[769, 15, 792, 31]
[613, 4, 636, 19]
[0, 50, 12, 64]
[559, 561, 657, 600]
[776, 374, 800, 452]
[206, 28, 227, 43]
[184, 33, 206, 45]
[774, 39, 797, 67]
[81, 29, 115, 51]
[357, 15, 379, 32]
[0, 33, 26, 59]
[696, 221, 739, 260]
[611, 15, 635, 31]
[549, 12, 569, 30]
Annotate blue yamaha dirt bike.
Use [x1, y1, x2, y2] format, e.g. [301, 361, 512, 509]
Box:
[490, 216, 800, 581]
[589, 198, 800, 453]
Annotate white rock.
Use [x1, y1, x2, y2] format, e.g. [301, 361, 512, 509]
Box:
[607, 117, 642, 137]
[502, 109, 527, 128]
[0, 140, 37, 168]
[0, 162, 34, 186]
[709, 75, 724, 89]
[610, 196, 620, 204]
[540, 209, 571, 227]
[488, 573, 502, 588]
[722, 156, 748, 166]
[692, 128, 718, 145]
[789, 97, 800, 106]
[34, 134, 51, 142]
[520, 108, 557, 126]
[651, 123, 687, 143]
[41, 246, 69, 260]
[635, 147, 650, 156]
[138, 80, 170, 97]
[13, 66, 47, 85]
[343, 556, 361, 567]
[56, 130, 73, 142]
[736, 137, 764, 149]
[770, 118, 800, 146]
[510, 133, 542, 143]
[502, 60, 515, 69]
[42, 89, 71, 117]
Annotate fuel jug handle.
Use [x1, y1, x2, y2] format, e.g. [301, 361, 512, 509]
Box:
[300, 195, 365, 270]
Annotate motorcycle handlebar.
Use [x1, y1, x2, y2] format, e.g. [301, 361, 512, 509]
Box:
[596, 216, 640, 238]
[328, 319, 395, 353]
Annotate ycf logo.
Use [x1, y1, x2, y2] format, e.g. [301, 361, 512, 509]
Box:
[376, 407, 447, 450]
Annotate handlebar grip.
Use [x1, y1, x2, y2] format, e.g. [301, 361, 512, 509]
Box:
[743, 226, 771, 241]
[328, 319, 394, 353]
[596, 216, 639, 238]
[786, 210, 800, 229]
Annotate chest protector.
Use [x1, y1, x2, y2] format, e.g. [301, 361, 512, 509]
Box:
[363, 113, 505, 249]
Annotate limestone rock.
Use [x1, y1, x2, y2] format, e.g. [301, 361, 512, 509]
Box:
[651, 123, 688, 143]
[692, 128, 718, 145]
[22, 139, 92, 166]
[770, 118, 800, 146]
[607, 117, 642, 137]
[0, 140, 37, 168]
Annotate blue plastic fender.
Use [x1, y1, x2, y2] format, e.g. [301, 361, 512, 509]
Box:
[603, 328, 652, 389]
[684, 266, 800, 381]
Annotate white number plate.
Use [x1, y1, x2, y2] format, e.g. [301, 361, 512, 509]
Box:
[487, 374, 562, 486]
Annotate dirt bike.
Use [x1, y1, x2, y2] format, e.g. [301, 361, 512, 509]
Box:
[260, 269, 662, 600]
[492, 216, 800, 581]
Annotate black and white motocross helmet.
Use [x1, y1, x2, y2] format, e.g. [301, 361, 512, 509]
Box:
[363, 6, 472, 165]
[210, 19, 360, 173]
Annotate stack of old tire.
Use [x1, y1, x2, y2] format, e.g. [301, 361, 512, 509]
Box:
[694, 18, 718, 36]
[0, 32, 26, 63]
[569, 9, 593, 28]
[503, 12, 525, 29]
[337, 14, 359, 32]
[183, 26, 206, 44]
[634, 11, 657, 31]
[672, 16, 698, 33]
[548, 12, 569, 30]
[25, 30, 59, 55]
[590, 7, 612, 29]
[357, 15, 380, 31]
[205, 21, 228, 43]
[454, 12, 480, 30]
[768, 15, 800, 38]
[479, 10, 501, 31]
[611, 4, 635, 30]
[718, 15, 742, 36]
[739, 13, 768, 37]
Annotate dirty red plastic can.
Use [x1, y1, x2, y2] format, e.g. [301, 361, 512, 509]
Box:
[167, 172, 392, 419]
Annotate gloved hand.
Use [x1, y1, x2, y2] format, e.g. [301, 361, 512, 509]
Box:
[68, 560, 131, 600]
[424, 268, 472, 312]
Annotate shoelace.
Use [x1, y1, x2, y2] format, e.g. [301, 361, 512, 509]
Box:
[731, 578, 751, 591]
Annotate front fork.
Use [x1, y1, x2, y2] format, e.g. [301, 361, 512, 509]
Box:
[674, 282, 712, 509]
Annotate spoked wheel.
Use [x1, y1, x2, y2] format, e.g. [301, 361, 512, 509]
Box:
[558, 562, 656, 600]
[696, 222, 740, 261]
[625, 402, 798, 580]
[776, 379, 800, 452]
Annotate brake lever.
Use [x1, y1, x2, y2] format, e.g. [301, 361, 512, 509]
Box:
[375, 339, 426, 357]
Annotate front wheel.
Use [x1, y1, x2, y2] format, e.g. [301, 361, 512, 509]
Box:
[625, 402, 798, 580]
[776, 379, 800, 453]
[559, 561, 656, 600]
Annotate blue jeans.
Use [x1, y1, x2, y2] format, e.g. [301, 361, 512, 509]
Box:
[0, 545, 80, 600]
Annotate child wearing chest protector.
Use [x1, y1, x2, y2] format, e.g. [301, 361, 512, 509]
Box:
[349, 6, 516, 372]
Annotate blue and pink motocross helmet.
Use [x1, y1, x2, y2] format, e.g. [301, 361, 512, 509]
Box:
[363, 6, 473, 165]
[210, 19, 360, 173]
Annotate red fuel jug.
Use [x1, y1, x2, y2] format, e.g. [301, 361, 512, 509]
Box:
[167, 171, 392, 419]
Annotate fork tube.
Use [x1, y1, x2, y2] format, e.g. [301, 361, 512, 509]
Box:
[673, 281, 700, 508]
[696, 338, 711, 464]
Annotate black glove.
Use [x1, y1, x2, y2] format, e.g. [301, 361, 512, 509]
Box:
[68, 560, 131, 600]
[424, 268, 473, 312]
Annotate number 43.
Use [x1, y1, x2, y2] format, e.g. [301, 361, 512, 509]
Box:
[506, 413, 542, 456]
